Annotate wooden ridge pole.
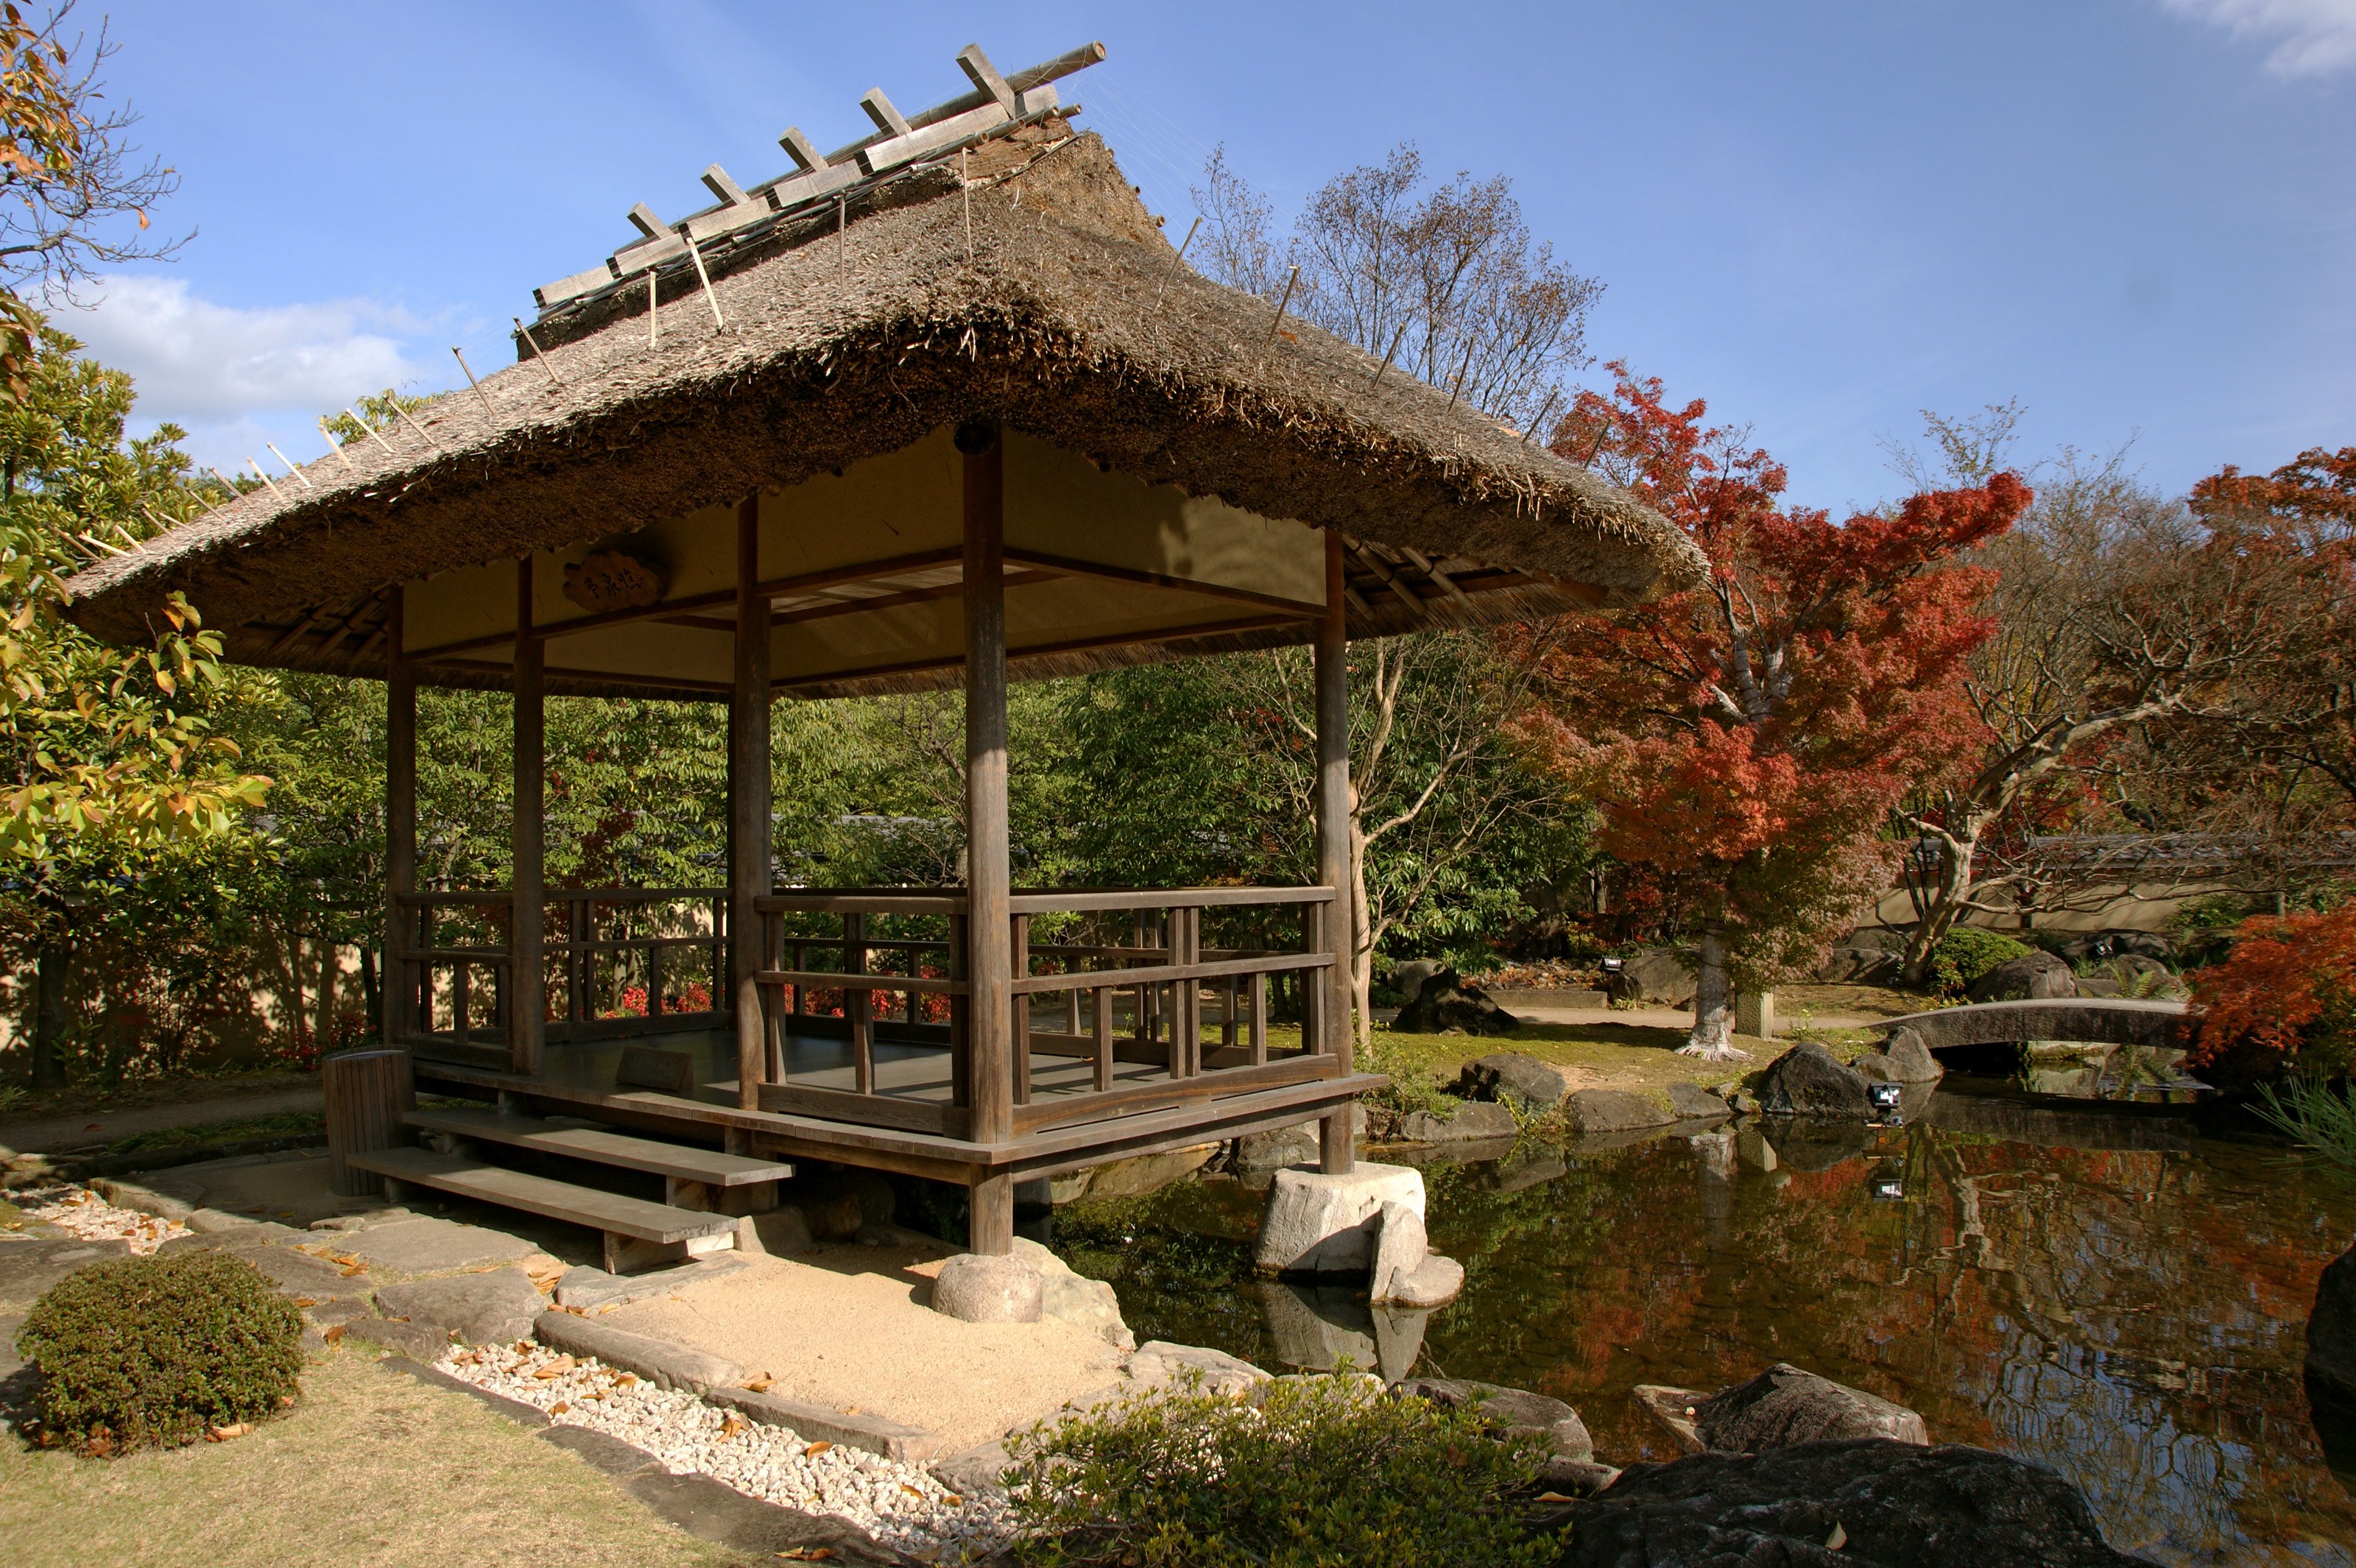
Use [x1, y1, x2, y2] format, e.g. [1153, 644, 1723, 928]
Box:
[731, 494, 773, 1112]
[384, 587, 415, 1045]
[511, 558, 546, 1076]
[959, 418, 1015, 1254]
[1315, 529, 1355, 1174]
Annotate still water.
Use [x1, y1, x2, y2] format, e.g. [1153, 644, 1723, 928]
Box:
[1047, 1085, 2356, 1566]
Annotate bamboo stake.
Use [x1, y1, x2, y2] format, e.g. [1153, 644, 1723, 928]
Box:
[244, 459, 283, 499]
[1370, 321, 1407, 386]
[347, 409, 398, 459]
[451, 347, 495, 414]
[512, 317, 563, 386]
[1151, 215, 1200, 314]
[265, 442, 313, 487]
[1266, 264, 1299, 343]
[319, 417, 356, 471]
[647, 272, 659, 347]
[395, 406, 443, 456]
[685, 238, 726, 331]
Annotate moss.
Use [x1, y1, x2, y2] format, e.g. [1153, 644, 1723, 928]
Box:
[15, 1251, 304, 1452]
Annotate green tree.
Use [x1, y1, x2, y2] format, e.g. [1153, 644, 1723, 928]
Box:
[0, 323, 270, 1084]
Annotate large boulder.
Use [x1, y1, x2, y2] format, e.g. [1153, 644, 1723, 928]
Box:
[2059, 929, 2175, 967]
[1560, 1089, 1676, 1134]
[1011, 1237, 1135, 1351]
[1757, 1042, 1874, 1119]
[1967, 950, 2078, 1002]
[1396, 1377, 1593, 1462]
[1557, 1439, 2143, 1567]
[1396, 1098, 1520, 1143]
[1874, 1025, 1944, 1083]
[2308, 1241, 2356, 1403]
[1665, 1081, 1732, 1121]
[1392, 967, 1518, 1036]
[1611, 947, 1696, 1007]
[1818, 944, 1903, 985]
[1457, 1053, 1573, 1109]
[931, 1253, 1043, 1324]
[1694, 1362, 1928, 1451]
[1389, 958, 1447, 1007]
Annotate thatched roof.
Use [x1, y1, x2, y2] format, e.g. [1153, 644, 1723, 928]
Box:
[63, 120, 1702, 694]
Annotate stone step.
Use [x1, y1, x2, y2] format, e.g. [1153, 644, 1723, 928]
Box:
[344, 1146, 739, 1257]
[403, 1106, 792, 1187]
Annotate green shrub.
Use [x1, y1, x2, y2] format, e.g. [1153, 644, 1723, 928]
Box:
[1927, 928, 2031, 996]
[1004, 1373, 1562, 1567]
[15, 1249, 304, 1451]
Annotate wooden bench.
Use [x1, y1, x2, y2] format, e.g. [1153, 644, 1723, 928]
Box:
[345, 1145, 744, 1274]
[403, 1106, 792, 1212]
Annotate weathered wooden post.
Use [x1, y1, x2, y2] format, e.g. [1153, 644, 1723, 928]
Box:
[512, 557, 546, 1076]
[732, 494, 772, 1112]
[1315, 528, 1355, 1174]
[383, 587, 415, 1045]
[325, 1047, 414, 1197]
[959, 417, 1016, 1254]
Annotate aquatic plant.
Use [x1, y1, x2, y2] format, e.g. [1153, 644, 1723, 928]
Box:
[2254, 1076, 2356, 1171]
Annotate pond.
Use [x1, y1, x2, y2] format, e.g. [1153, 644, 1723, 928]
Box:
[1045, 1082, 2356, 1566]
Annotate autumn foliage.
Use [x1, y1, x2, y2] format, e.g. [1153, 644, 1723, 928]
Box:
[1509, 366, 2030, 1048]
[2190, 904, 2356, 1074]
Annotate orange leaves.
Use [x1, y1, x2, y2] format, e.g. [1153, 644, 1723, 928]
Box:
[2190, 905, 2356, 1066]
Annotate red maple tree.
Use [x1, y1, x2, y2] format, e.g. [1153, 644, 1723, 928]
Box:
[1510, 365, 2031, 1057]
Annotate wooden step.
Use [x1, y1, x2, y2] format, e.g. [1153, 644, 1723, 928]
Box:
[345, 1145, 738, 1246]
[404, 1107, 793, 1187]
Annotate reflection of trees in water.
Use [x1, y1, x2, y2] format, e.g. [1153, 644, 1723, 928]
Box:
[1414, 1127, 2356, 1566]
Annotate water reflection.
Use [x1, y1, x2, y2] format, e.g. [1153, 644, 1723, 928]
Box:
[1049, 1091, 2356, 1567]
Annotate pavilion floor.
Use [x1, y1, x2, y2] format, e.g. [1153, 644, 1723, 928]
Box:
[409, 1025, 1380, 1188]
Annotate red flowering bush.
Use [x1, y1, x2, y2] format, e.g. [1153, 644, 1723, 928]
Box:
[2189, 904, 2356, 1077]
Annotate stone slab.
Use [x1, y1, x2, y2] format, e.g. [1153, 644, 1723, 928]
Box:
[334, 1215, 537, 1276]
[534, 1309, 744, 1394]
[0, 1236, 130, 1309]
[555, 1256, 750, 1310]
[704, 1382, 948, 1464]
[375, 1266, 549, 1345]
[1126, 1339, 1272, 1397]
[342, 1316, 457, 1360]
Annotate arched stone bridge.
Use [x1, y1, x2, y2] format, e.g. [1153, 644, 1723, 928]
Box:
[1869, 997, 2188, 1053]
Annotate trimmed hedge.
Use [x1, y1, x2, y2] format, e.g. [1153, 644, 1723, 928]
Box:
[1928, 928, 2031, 996]
[15, 1249, 304, 1452]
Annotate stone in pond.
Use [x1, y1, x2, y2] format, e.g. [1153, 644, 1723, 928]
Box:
[1666, 1081, 1732, 1120]
[1252, 1162, 1424, 1276]
[930, 1252, 1042, 1324]
[1693, 1361, 1929, 1452]
[1396, 1098, 1519, 1143]
[1456, 1053, 1573, 1109]
[1126, 1339, 1271, 1397]
[1560, 1089, 1676, 1134]
[1396, 1377, 1593, 1462]
[374, 1265, 547, 1345]
[1557, 1438, 2143, 1567]
[2307, 1240, 2356, 1404]
[1368, 1199, 1428, 1299]
[1758, 1042, 1873, 1119]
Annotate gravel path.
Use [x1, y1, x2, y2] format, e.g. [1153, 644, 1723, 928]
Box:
[15, 1186, 187, 1254]
[434, 1340, 1016, 1561]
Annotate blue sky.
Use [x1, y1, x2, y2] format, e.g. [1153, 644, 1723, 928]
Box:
[64, 0, 2356, 512]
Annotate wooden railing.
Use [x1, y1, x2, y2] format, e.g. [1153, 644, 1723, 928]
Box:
[391, 886, 727, 1055]
[747, 886, 1340, 1138]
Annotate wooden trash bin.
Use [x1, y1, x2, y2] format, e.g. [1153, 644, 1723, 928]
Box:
[325, 1048, 415, 1198]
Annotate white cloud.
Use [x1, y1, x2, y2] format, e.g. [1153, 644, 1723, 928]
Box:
[68, 276, 431, 428]
[2161, 0, 2356, 77]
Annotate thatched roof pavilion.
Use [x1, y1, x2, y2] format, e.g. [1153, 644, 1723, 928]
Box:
[61, 43, 1697, 1262]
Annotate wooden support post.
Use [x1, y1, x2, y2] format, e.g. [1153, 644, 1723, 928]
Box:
[969, 1169, 1015, 1257]
[384, 589, 415, 1045]
[511, 558, 546, 1076]
[1314, 529, 1355, 1174]
[847, 912, 872, 1095]
[731, 494, 772, 1110]
[325, 1048, 414, 1198]
[959, 420, 1014, 1148]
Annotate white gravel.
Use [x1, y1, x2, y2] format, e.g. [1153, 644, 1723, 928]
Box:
[434, 1339, 1016, 1561]
[15, 1184, 186, 1254]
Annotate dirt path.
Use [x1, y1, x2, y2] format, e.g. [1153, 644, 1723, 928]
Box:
[0, 1086, 324, 1155]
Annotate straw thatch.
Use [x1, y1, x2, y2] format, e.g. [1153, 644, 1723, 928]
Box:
[63, 121, 1704, 691]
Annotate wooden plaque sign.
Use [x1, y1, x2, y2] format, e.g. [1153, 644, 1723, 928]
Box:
[563, 550, 666, 613]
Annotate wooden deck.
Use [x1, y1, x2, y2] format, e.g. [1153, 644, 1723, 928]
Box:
[411, 1025, 1381, 1187]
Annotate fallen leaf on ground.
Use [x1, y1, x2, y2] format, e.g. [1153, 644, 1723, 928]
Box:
[803, 1441, 832, 1458]
[721, 1416, 747, 1437]
[942, 1494, 962, 1506]
[206, 1423, 251, 1441]
[83, 1124, 101, 1131]
[292, 1298, 317, 1307]
[1827, 1522, 1847, 1550]
[1535, 1491, 1573, 1503]
[322, 1324, 345, 1345]
[551, 1402, 569, 1414]
[743, 1375, 775, 1392]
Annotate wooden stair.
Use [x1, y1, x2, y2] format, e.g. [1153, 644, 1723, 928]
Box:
[345, 1145, 746, 1274]
[403, 1106, 793, 1191]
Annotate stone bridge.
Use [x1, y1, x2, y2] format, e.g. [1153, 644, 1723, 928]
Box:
[1869, 997, 2187, 1054]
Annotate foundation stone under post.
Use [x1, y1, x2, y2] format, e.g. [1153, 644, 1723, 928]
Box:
[1253, 1162, 1425, 1276]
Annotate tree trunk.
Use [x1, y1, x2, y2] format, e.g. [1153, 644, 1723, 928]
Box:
[1899, 827, 1979, 986]
[359, 944, 381, 1040]
[32, 939, 68, 1088]
[1680, 922, 1749, 1062]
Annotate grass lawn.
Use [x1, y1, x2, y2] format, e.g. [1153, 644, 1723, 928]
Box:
[0, 1349, 752, 1568]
